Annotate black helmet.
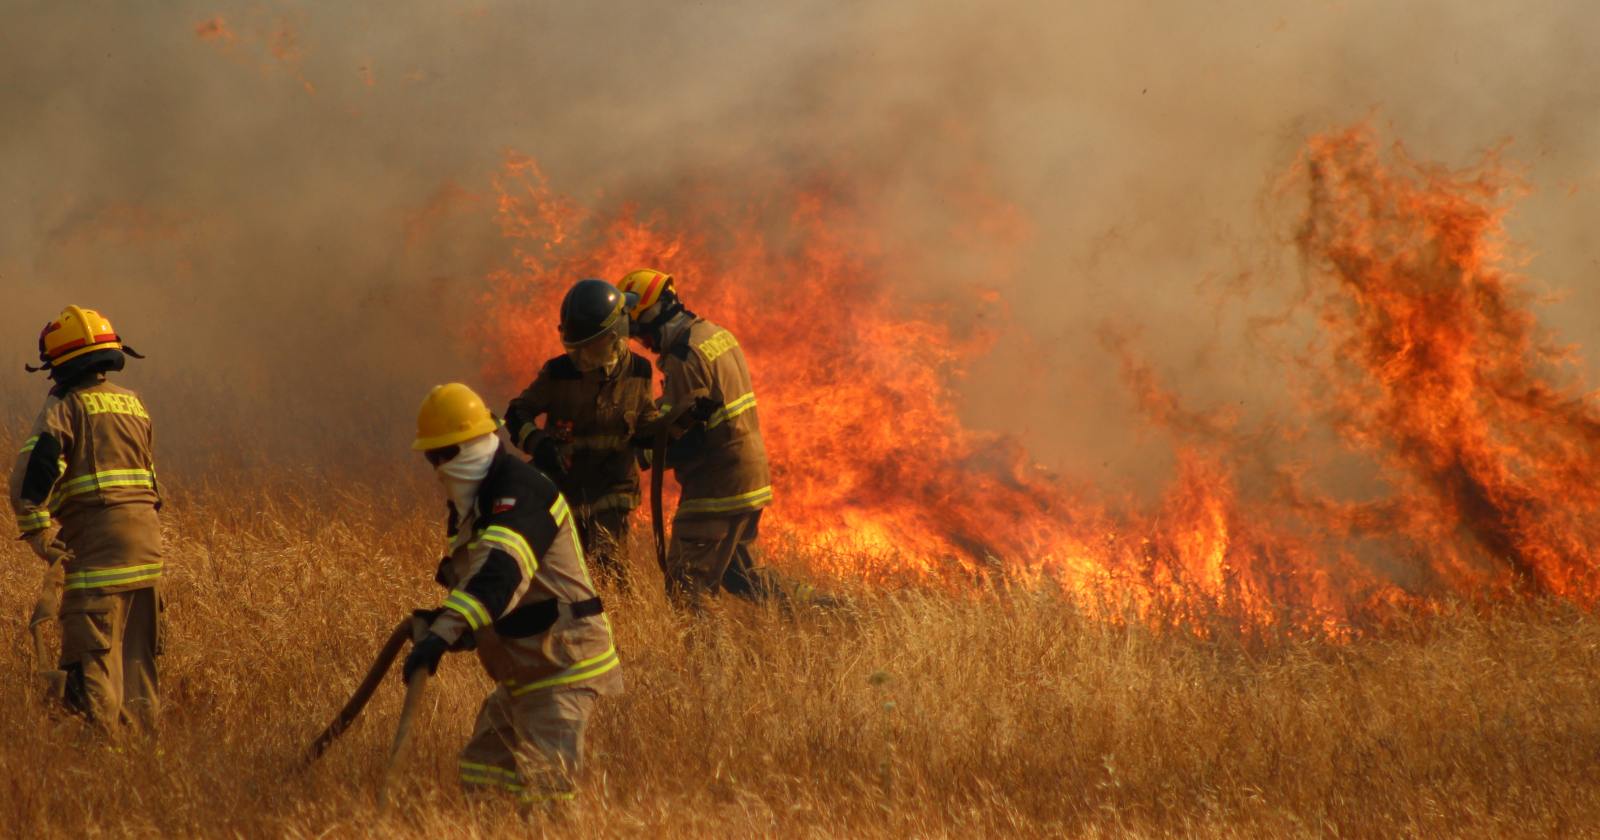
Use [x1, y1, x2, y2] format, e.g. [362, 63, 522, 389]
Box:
[558, 279, 627, 347]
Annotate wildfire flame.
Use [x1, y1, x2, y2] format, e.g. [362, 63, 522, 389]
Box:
[480, 125, 1600, 632]
[1295, 128, 1600, 606]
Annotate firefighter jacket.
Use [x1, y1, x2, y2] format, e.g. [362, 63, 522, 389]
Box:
[428, 445, 622, 697]
[8, 374, 162, 594]
[504, 353, 657, 517]
[659, 317, 772, 521]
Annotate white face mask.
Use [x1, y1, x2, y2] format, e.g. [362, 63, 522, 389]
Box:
[435, 433, 499, 515]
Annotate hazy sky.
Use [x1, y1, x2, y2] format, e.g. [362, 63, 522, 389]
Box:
[4, 1, 1599, 482]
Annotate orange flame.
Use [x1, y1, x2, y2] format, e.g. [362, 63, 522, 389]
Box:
[1295, 127, 1600, 605]
[478, 125, 1600, 632]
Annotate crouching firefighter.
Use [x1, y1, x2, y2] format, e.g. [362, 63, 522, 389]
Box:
[8, 306, 162, 732]
[504, 279, 658, 587]
[615, 269, 776, 605]
[403, 383, 622, 805]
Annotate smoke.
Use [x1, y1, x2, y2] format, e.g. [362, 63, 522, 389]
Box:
[3, 0, 1599, 487]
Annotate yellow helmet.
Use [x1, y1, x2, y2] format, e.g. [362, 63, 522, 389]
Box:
[616, 268, 674, 320]
[36, 305, 123, 369]
[413, 383, 498, 451]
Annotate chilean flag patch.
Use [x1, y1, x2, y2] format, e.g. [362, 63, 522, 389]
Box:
[493, 497, 517, 513]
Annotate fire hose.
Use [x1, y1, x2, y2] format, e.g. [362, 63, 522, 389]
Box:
[303, 617, 414, 763]
[378, 666, 429, 810]
[304, 614, 433, 808]
[29, 555, 66, 699]
[646, 401, 697, 580]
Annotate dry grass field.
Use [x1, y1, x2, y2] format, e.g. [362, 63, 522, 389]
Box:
[10, 2, 1600, 837]
[0, 461, 1597, 839]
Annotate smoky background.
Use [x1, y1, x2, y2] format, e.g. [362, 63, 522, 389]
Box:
[2, 0, 1598, 498]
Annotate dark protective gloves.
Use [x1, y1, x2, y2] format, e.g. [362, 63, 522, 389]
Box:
[689, 395, 721, 423]
[411, 608, 476, 651]
[433, 556, 457, 588]
[401, 633, 449, 684]
[531, 436, 569, 482]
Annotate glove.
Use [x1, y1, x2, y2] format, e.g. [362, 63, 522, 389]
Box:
[433, 557, 458, 588]
[412, 609, 476, 651]
[22, 531, 67, 566]
[401, 633, 449, 684]
[531, 436, 569, 481]
[689, 396, 721, 423]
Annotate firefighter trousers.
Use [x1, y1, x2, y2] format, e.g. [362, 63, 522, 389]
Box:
[59, 585, 159, 732]
[458, 684, 598, 804]
[665, 511, 770, 603]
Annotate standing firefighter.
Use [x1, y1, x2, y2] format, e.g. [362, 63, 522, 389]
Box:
[404, 383, 621, 804]
[615, 269, 773, 603]
[8, 306, 161, 731]
[504, 279, 657, 587]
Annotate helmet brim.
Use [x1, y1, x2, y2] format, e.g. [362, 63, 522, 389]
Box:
[411, 417, 502, 451]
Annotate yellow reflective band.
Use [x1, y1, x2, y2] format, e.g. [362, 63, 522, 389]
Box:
[458, 760, 521, 783]
[578, 492, 638, 515]
[52, 468, 157, 505]
[57, 468, 156, 491]
[568, 521, 585, 566]
[549, 494, 570, 526]
[19, 435, 39, 454]
[676, 485, 774, 516]
[443, 590, 492, 630]
[458, 760, 526, 793]
[16, 510, 52, 533]
[516, 422, 537, 448]
[473, 525, 537, 577]
[64, 563, 163, 591]
[705, 392, 757, 430]
[507, 645, 620, 697]
[516, 790, 576, 806]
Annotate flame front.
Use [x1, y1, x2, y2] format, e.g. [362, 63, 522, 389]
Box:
[480, 126, 1600, 633]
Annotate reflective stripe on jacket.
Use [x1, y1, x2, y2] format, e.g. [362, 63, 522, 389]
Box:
[428, 446, 622, 696]
[8, 376, 162, 593]
[658, 318, 772, 521]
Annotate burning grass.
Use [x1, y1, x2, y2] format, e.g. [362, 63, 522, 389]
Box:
[478, 126, 1600, 637]
[0, 469, 1596, 838]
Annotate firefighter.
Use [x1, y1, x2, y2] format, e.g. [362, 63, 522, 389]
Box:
[615, 269, 774, 604]
[403, 382, 621, 804]
[8, 306, 161, 731]
[504, 279, 657, 587]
